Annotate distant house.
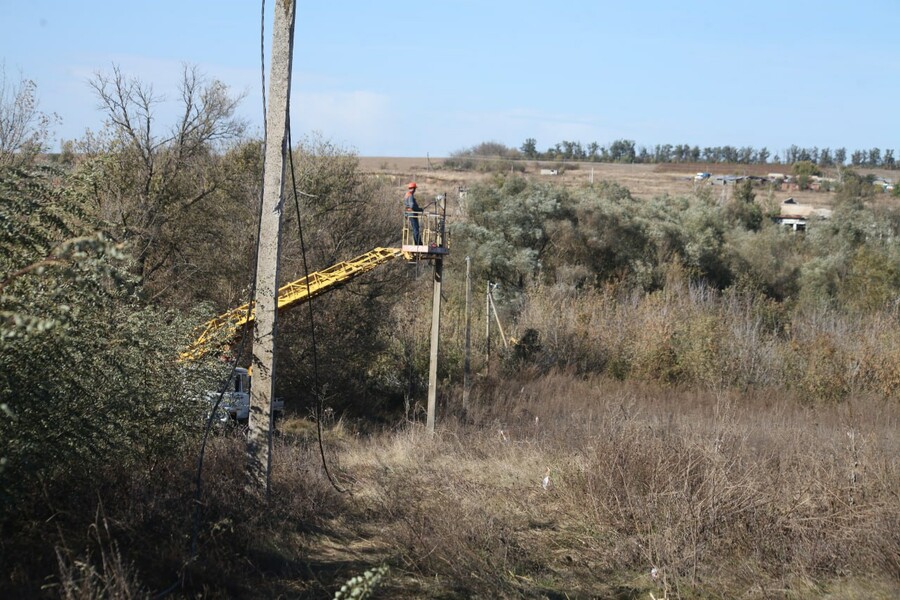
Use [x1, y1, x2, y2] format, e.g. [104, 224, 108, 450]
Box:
[773, 200, 833, 231]
[874, 177, 895, 192]
[775, 215, 808, 231]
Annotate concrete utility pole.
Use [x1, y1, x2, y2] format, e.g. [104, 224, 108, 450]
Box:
[462, 256, 471, 411]
[485, 281, 491, 374]
[249, 0, 296, 494]
[426, 195, 446, 434]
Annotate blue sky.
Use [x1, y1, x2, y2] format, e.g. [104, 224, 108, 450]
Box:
[2, 0, 897, 157]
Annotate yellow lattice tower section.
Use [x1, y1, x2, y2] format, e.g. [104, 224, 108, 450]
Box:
[180, 247, 402, 362]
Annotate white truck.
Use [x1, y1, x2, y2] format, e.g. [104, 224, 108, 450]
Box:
[209, 367, 284, 424]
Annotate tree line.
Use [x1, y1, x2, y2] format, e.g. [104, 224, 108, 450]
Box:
[505, 138, 898, 168]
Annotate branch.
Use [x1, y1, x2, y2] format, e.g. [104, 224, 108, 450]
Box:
[0, 258, 66, 293]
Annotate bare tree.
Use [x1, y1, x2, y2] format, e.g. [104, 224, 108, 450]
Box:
[0, 63, 57, 167]
[87, 64, 247, 296]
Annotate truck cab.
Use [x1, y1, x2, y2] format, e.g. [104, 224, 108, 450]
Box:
[209, 367, 284, 425]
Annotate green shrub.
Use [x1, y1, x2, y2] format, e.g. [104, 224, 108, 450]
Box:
[0, 167, 217, 522]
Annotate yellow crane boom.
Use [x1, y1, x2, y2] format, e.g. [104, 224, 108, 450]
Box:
[180, 247, 402, 361]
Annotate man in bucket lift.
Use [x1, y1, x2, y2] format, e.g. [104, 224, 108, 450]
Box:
[404, 182, 422, 245]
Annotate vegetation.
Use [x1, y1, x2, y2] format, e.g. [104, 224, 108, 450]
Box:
[444, 141, 527, 174]
[84, 64, 248, 303]
[1, 70, 898, 599]
[0, 63, 58, 168]
[0, 165, 222, 593]
[509, 137, 898, 168]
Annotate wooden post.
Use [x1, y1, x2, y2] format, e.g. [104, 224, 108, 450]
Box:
[488, 288, 509, 349]
[248, 0, 296, 494]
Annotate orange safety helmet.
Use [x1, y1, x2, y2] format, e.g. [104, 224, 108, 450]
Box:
[407, 182, 417, 190]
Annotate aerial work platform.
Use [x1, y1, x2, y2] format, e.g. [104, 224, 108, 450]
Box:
[402, 196, 449, 261]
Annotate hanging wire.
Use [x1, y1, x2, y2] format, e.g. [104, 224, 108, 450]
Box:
[259, 0, 267, 140]
[286, 123, 350, 495]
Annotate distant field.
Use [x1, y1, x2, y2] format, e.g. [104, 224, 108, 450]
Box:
[358, 156, 845, 207]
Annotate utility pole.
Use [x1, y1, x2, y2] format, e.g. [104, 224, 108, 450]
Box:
[249, 0, 296, 494]
[462, 256, 471, 411]
[426, 195, 446, 434]
[485, 281, 491, 374]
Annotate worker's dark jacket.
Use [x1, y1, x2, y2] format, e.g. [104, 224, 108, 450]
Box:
[404, 192, 421, 212]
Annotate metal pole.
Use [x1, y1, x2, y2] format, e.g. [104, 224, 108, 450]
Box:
[248, 0, 296, 495]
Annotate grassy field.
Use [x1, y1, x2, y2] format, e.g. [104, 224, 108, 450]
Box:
[350, 380, 892, 598]
[132, 374, 897, 599]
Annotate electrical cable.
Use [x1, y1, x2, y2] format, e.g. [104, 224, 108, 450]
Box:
[286, 123, 350, 495]
[259, 0, 267, 141]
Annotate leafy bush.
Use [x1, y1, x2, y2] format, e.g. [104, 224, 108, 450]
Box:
[0, 166, 217, 526]
[452, 176, 565, 292]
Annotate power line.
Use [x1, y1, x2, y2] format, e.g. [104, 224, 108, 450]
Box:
[287, 124, 349, 495]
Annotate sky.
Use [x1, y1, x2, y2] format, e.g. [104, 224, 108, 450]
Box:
[1, 0, 898, 157]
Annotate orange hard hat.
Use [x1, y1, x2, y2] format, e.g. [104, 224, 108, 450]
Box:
[407, 182, 417, 189]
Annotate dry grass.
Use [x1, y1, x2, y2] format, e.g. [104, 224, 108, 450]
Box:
[291, 376, 899, 599]
[5, 373, 898, 599]
[508, 277, 900, 403]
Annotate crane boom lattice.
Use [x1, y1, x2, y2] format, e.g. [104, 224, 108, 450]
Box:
[181, 247, 402, 361]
